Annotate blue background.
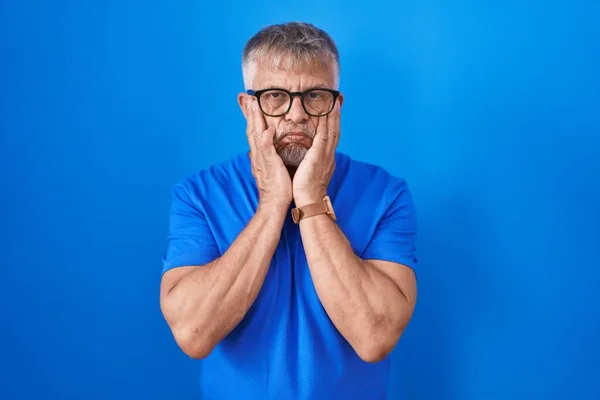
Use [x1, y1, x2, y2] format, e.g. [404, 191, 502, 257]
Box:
[1, 1, 599, 399]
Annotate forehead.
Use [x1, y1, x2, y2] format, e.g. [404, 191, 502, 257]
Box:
[252, 59, 336, 91]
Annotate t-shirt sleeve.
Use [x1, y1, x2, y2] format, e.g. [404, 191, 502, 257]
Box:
[360, 179, 418, 270]
[161, 182, 221, 275]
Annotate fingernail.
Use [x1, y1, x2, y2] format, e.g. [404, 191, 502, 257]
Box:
[252, 99, 257, 111]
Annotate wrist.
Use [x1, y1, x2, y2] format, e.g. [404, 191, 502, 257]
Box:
[257, 198, 290, 216]
[293, 192, 327, 208]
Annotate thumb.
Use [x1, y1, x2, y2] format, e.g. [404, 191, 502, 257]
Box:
[267, 126, 276, 143]
[257, 126, 277, 152]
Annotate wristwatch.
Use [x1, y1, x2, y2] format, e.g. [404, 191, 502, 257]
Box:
[291, 195, 337, 224]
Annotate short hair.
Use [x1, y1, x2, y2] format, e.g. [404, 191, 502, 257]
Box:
[242, 22, 340, 90]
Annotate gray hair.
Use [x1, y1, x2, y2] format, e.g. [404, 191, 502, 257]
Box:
[242, 22, 340, 90]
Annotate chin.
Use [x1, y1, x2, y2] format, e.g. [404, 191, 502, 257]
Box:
[278, 144, 308, 168]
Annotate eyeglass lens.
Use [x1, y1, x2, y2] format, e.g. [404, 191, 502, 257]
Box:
[259, 90, 334, 116]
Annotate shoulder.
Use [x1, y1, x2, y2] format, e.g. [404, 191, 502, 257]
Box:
[332, 153, 417, 255]
[170, 152, 250, 205]
[334, 152, 413, 205]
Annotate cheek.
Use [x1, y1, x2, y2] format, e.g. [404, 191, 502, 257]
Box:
[265, 116, 283, 130]
[308, 117, 320, 132]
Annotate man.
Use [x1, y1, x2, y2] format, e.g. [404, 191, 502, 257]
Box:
[159, 21, 418, 399]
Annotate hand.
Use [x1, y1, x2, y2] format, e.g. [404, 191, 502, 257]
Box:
[293, 100, 341, 207]
[245, 97, 293, 209]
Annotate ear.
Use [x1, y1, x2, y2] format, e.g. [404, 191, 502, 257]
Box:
[336, 93, 345, 109]
[238, 92, 251, 119]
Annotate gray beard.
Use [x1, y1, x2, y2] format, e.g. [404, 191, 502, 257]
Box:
[275, 123, 315, 168]
[278, 143, 308, 168]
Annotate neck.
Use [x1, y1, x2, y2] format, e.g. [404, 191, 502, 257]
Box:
[287, 166, 297, 179]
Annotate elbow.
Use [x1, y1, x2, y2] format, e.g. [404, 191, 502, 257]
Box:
[355, 340, 395, 363]
[182, 343, 213, 360]
[160, 299, 215, 359]
[173, 326, 215, 360]
[354, 319, 407, 363]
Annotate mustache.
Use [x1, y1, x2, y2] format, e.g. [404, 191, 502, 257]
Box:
[275, 124, 315, 140]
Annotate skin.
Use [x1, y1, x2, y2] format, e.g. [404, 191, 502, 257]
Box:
[160, 58, 417, 363]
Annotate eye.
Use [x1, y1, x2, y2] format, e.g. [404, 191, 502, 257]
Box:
[262, 90, 288, 103]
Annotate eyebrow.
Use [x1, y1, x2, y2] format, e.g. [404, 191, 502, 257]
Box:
[263, 83, 330, 90]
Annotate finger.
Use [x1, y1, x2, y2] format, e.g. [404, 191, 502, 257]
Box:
[250, 99, 277, 156]
[257, 126, 277, 154]
[243, 98, 261, 177]
[245, 96, 252, 133]
[252, 98, 267, 139]
[327, 100, 341, 154]
[245, 97, 259, 155]
[312, 113, 329, 155]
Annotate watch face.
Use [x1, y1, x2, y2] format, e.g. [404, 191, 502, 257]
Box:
[324, 196, 337, 221]
[291, 208, 301, 223]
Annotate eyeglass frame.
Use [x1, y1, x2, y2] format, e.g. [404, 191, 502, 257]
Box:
[246, 87, 341, 117]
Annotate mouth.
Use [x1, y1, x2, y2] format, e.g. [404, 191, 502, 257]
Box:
[283, 131, 309, 138]
[284, 133, 308, 141]
[275, 132, 312, 149]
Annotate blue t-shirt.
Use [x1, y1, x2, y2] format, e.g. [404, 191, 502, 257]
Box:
[162, 151, 418, 400]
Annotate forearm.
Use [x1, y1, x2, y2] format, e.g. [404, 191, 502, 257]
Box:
[163, 201, 288, 358]
[299, 214, 412, 362]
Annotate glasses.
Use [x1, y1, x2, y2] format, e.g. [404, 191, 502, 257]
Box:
[246, 87, 340, 117]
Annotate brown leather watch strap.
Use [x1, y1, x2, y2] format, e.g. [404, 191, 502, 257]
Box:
[291, 195, 336, 224]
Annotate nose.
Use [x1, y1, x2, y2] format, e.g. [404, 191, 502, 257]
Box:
[285, 95, 308, 124]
